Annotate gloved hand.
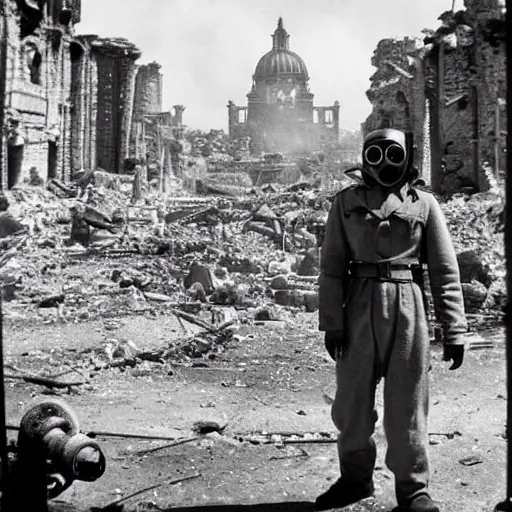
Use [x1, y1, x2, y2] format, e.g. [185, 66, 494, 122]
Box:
[324, 331, 344, 361]
[443, 344, 464, 370]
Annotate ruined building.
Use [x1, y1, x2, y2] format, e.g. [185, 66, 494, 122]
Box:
[364, 37, 430, 183]
[228, 18, 340, 155]
[0, 0, 85, 188]
[364, 0, 506, 194]
[0, 1, 183, 189]
[130, 62, 185, 179]
[90, 37, 141, 174]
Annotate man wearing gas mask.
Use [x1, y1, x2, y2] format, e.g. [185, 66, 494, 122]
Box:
[316, 129, 467, 512]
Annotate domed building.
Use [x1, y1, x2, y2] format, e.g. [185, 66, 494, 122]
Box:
[228, 18, 340, 155]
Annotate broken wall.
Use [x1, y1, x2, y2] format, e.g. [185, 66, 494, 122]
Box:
[314, 102, 341, 151]
[70, 36, 98, 177]
[130, 61, 163, 161]
[0, 0, 98, 188]
[364, 37, 426, 181]
[365, 0, 506, 194]
[0, 0, 83, 187]
[133, 61, 162, 119]
[91, 38, 141, 174]
[467, 0, 507, 179]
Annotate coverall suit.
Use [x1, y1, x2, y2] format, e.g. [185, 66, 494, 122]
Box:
[318, 182, 467, 507]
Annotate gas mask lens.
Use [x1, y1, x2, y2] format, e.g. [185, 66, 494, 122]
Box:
[364, 145, 383, 166]
[385, 144, 406, 166]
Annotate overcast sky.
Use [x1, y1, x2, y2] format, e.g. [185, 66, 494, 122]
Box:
[77, 0, 459, 132]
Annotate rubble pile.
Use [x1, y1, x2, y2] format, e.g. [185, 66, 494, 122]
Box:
[0, 180, 330, 329]
[440, 191, 506, 320]
[0, 177, 505, 343]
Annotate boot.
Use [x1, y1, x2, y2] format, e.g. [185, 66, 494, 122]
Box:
[315, 478, 374, 511]
[400, 494, 440, 512]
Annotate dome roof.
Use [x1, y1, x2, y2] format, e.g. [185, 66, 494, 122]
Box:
[254, 49, 308, 79]
[253, 18, 309, 80]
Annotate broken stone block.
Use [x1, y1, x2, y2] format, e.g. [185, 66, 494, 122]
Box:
[83, 205, 113, 230]
[91, 169, 121, 189]
[39, 294, 65, 308]
[297, 250, 319, 276]
[210, 283, 238, 306]
[214, 266, 229, 279]
[70, 209, 91, 247]
[119, 277, 135, 289]
[295, 227, 317, 247]
[254, 307, 280, 321]
[227, 258, 262, 274]
[0, 213, 25, 239]
[111, 269, 122, 283]
[303, 291, 319, 312]
[0, 195, 9, 212]
[461, 280, 488, 313]
[274, 289, 305, 308]
[268, 260, 292, 276]
[254, 320, 287, 329]
[57, 215, 72, 225]
[244, 221, 282, 243]
[270, 275, 289, 290]
[143, 292, 172, 302]
[483, 278, 507, 310]
[2, 283, 16, 302]
[254, 204, 279, 221]
[111, 208, 126, 224]
[193, 420, 228, 435]
[211, 306, 238, 325]
[457, 250, 491, 287]
[184, 262, 215, 294]
[48, 179, 76, 198]
[112, 340, 139, 359]
[194, 338, 212, 353]
[187, 282, 207, 302]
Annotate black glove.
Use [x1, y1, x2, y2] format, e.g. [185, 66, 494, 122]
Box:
[324, 331, 344, 361]
[443, 344, 464, 370]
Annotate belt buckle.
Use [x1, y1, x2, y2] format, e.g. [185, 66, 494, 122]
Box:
[377, 262, 391, 279]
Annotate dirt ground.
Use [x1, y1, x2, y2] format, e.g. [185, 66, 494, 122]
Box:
[3, 313, 507, 512]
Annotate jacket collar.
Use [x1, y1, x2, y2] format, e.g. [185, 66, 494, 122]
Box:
[347, 183, 419, 220]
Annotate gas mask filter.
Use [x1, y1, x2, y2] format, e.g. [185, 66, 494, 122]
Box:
[362, 129, 412, 188]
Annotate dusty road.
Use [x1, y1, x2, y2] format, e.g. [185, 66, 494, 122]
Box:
[3, 313, 507, 512]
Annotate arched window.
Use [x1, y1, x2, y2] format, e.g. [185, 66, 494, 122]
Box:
[22, 41, 42, 85]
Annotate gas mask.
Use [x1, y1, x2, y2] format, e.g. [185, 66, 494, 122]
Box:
[361, 129, 413, 188]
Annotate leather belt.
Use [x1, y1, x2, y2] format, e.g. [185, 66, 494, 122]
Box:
[349, 261, 419, 281]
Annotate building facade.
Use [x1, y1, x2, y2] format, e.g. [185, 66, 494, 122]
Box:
[0, 0, 85, 188]
[0, 1, 182, 188]
[228, 18, 340, 155]
[90, 37, 141, 174]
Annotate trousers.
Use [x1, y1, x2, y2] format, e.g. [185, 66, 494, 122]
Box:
[331, 278, 430, 505]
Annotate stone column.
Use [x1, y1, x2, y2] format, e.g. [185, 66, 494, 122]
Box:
[120, 56, 139, 171]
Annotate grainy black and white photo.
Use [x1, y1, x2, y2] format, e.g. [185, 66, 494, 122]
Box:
[0, 1, 509, 511]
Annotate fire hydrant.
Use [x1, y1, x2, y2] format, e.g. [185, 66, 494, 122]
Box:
[4, 399, 106, 512]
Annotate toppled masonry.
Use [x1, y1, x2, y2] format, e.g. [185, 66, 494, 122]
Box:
[0, 171, 504, 342]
